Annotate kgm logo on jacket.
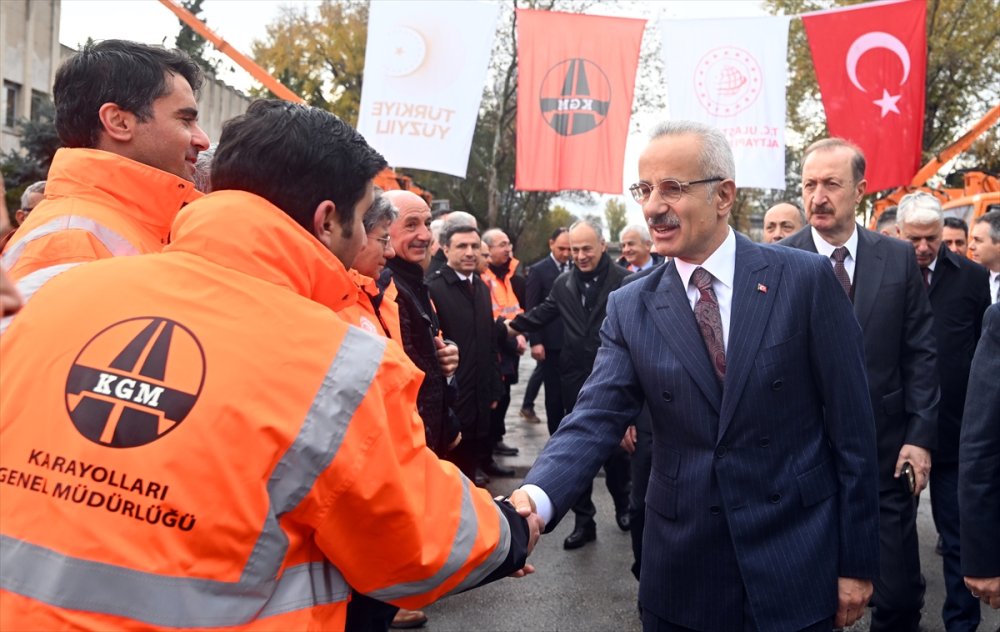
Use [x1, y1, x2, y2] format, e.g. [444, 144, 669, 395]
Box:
[65, 317, 205, 448]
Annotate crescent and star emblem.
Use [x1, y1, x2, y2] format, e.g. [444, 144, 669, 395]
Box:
[845, 31, 911, 118]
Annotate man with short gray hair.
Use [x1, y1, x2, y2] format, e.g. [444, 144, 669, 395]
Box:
[617, 223, 662, 271]
[898, 191, 990, 631]
[510, 121, 879, 629]
[507, 218, 633, 550]
[15, 181, 46, 227]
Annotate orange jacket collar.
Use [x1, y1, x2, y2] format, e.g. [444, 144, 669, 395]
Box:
[46, 148, 202, 242]
[166, 190, 356, 312]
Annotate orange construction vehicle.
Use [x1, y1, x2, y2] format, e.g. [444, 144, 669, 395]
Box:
[870, 103, 999, 227]
[157, 0, 433, 206]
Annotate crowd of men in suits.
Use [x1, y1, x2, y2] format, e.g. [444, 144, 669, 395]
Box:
[1, 40, 999, 632]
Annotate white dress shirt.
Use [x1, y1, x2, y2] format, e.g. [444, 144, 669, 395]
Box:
[523, 228, 737, 525]
[811, 224, 859, 283]
[673, 228, 736, 350]
[991, 270, 1000, 304]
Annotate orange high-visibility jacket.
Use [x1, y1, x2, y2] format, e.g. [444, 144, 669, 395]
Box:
[0, 190, 523, 631]
[0, 147, 200, 304]
[480, 257, 524, 321]
[342, 268, 403, 342]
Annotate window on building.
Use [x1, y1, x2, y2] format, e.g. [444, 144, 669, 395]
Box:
[30, 90, 48, 123]
[3, 81, 20, 129]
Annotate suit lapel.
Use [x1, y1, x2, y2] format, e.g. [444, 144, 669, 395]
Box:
[718, 236, 779, 441]
[852, 228, 885, 330]
[642, 263, 722, 413]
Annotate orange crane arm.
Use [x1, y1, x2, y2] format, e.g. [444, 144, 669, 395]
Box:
[910, 103, 1000, 186]
[156, 0, 304, 104]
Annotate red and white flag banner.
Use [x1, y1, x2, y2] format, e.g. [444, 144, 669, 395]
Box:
[515, 9, 646, 194]
[802, 0, 926, 191]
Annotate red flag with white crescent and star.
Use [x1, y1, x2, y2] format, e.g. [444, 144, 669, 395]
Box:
[802, 0, 926, 192]
[515, 9, 646, 194]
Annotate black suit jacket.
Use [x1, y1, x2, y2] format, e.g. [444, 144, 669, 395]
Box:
[781, 225, 939, 488]
[959, 303, 1000, 577]
[524, 255, 566, 350]
[926, 245, 991, 463]
[510, 257, 629, 407]
[427, 267, 502, 440]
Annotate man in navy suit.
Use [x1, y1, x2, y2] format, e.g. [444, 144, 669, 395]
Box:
[960, 303, 1000, 611]
[509, 121, 879, 631]
[781, 138, 939, 632]
[897, 191, 990, 631]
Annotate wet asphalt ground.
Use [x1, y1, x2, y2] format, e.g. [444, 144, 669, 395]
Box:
[422, 357, 1000, 632]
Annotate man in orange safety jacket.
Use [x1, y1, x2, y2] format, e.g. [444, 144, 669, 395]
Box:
[0, 100, 540, 631]
[0, 40, 208, 321]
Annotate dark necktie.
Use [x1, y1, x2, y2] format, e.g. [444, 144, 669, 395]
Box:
[691, 267, 726, 384]
[831, 247, 852, 298]
[920, 267, 930, 289]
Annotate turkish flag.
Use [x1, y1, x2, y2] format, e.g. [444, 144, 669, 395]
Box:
[802, 0, 926, 191]
[516, 9, 645, 193]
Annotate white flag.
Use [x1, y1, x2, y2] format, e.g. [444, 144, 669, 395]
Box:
[357, 1, 499, 178]
[659, 16, 791, 190]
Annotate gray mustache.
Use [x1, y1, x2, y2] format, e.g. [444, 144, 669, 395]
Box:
[647, 214, 681, 228]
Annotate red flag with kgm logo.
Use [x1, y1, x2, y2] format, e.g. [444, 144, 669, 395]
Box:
[802, 0, 926, 192]
[516, 9, 645, 194]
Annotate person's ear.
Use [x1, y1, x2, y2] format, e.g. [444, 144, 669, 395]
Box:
[312, 200, 338, 250]
[97, 103, 136, 143]
[716, 179, 737, 216]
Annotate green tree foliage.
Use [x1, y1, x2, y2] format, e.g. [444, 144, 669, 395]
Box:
[250, 0, 368, 124]
[173, 0, 219, 75]
[1, 96, 62, 216]
[604, 198, 628, 242]
[515, 203, 578, 263]
[764, 0, 1000, 167]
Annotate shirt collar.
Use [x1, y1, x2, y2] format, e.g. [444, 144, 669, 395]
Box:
[811, 223, 859, 260]
[455, 271, 475, 282]
[674, 228, 736, 292]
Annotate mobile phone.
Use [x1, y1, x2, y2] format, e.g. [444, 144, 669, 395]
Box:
[901, 461, 916, 495]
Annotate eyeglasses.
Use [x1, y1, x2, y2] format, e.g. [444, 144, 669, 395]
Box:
[628, 177, 724, 204]
[372, 235, 392, 250]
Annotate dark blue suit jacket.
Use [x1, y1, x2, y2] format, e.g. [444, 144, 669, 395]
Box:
[959, 302, 1000, 578]
[524, 233, 880, 631]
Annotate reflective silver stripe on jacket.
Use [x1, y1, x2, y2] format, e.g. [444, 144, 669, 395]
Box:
[0, 326, 386, 627]
[0, 263, 84, 334]
[0, 537, 350, 626]
[1, 216, 141, 271]
[366, 477, 512, 602]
